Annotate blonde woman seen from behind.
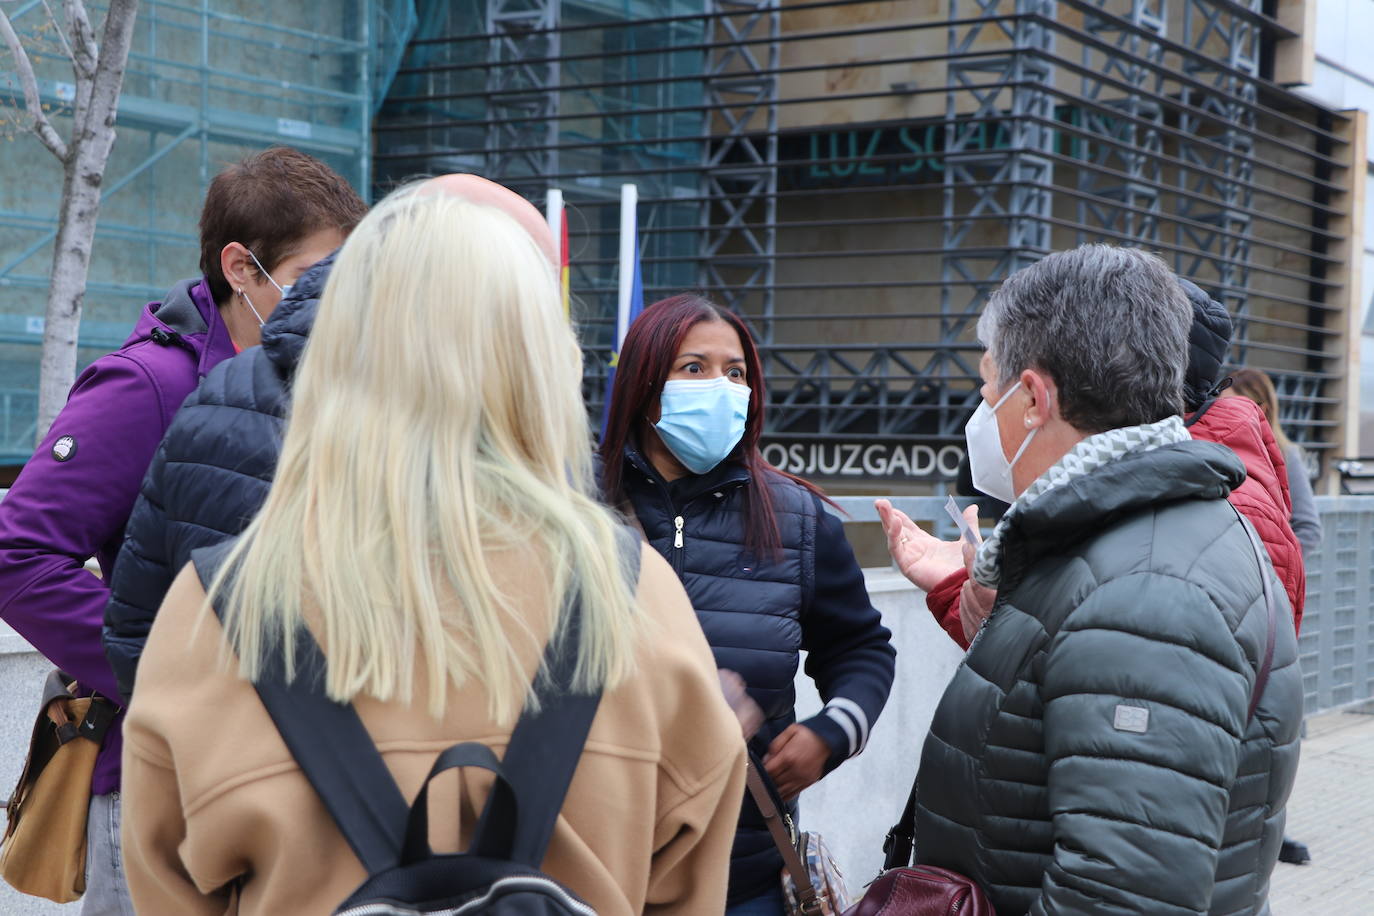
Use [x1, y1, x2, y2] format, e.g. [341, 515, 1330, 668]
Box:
[120, 178, 747, 915]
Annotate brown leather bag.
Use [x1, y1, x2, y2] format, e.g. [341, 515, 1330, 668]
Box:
[0, 670, 116, 903]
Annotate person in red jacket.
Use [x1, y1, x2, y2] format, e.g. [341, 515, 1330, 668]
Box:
[879, 278, 1306, 649]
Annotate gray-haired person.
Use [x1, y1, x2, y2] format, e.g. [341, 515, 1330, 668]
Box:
[901, 244, 1301, 914]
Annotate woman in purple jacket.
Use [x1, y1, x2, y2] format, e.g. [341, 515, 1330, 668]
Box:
[0, 147, 365, 915]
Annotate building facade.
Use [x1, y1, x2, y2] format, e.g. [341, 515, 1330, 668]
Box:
[377, 0, 1367, 491]
[1, 0, 1367, 490]
[0, 0, 405, 469]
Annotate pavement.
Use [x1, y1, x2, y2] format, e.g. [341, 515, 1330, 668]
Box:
[1269, 707, 1374, 913]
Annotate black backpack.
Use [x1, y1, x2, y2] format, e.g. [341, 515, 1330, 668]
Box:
[200, 542, 627, 915]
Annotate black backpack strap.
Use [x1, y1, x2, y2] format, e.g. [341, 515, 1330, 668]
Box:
[485, 526, 642, 868]
[402, 742, 520, 864]
[194, 548, 410, 875]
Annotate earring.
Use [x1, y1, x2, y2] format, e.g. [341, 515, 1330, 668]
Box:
[1024, 417, 1033, 428]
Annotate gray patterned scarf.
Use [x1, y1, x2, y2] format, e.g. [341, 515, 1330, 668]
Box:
[971, 415, 1192, 587]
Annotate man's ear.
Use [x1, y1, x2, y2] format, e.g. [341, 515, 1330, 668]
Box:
[220, 242, 253, 295]
[1019, 367, 1056, 429]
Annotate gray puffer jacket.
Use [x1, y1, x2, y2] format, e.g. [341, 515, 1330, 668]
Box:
[914, 439, 1302, 916]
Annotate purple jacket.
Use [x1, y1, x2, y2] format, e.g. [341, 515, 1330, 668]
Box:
[0, 279, 236, 795]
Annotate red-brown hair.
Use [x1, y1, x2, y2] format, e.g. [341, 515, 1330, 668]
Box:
[598, 294, 830, 557]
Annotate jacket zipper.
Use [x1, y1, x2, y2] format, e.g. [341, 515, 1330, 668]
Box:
[673, 515, 684, 549]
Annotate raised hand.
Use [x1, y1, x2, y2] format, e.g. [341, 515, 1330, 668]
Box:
[875, 498, 970, 592]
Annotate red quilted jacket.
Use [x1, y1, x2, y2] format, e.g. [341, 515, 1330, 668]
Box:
[929, 397, 1306, 647]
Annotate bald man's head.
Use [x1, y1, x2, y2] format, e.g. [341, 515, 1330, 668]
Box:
[421, 174, 556, 265]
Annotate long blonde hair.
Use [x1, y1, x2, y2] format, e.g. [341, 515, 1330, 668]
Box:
[1228, 367, 1295, 452]
[206, 185, 640, 723]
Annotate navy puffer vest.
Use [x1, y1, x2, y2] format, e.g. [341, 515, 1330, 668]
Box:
[621, 446, 816, 903]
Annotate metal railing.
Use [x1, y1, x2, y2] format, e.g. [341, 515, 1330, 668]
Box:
[830, 494, 1374, 718]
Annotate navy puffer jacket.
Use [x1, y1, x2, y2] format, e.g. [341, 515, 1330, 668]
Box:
[621, 446, 896, 905]
[102, 254, 334, 700]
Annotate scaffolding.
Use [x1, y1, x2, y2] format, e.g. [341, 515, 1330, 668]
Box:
[375, 1, 1360, 480]
[0, 0, 392, 463]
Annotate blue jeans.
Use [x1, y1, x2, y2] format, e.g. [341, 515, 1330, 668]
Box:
[83, 792, 135, 916]
[725, 886, 787, 916]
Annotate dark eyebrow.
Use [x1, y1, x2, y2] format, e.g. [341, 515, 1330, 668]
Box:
[675, 352, 746, 363]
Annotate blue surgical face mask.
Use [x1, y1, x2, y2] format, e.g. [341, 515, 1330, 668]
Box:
[653, 377, 751, 475]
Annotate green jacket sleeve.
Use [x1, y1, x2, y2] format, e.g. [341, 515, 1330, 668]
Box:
[1031, 572, 1254, 916]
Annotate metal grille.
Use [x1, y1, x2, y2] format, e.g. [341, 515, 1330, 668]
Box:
[1304, 497, 1374, 715]
[374, 0, 1355, 479]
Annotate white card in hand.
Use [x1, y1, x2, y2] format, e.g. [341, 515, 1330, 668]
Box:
[946, 495, 982, 546]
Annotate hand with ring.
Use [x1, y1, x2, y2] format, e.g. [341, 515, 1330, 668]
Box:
[876, 498, 977, 593]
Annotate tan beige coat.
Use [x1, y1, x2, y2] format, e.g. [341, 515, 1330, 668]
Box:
[122, 545, 746, 915]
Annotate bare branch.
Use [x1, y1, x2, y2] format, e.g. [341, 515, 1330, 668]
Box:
[0, 7, 69, 160]
[62, 0, 96, 79]
[41, 0, 77, 67]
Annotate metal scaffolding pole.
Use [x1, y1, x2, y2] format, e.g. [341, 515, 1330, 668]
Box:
[936, 0, 1058, 437]
[699, 0, 780, 343]
[1075, 0, 1166, 246]
[1176, 0, 1258, 328]
[485, 0, 560, 199]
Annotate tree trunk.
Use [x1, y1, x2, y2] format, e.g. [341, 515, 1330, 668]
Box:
[33, 0, 140, 443]
[35, 153, 101, 439]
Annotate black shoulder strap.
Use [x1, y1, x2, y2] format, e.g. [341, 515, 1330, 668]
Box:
[1232, 507, 1278, 724]
[489, 526, 642, 867]
[194, 547, 409, 875]
[197, 571, 409, 872]
[882, 779, 919, 871]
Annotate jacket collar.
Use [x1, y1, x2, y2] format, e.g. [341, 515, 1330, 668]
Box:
[260, 252, 335, 376]
[623, 441, 751, 505]
[134, 277, 236, 378]
[188, 279, 237, 376]
[1002, 438, 1245, 570]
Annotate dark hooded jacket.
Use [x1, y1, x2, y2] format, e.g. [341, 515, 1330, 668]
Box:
[102, 255, 332, 701]
[913, 440, 1302, 915]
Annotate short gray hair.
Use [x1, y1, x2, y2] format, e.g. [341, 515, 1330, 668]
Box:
[976, 244, 1190, 433]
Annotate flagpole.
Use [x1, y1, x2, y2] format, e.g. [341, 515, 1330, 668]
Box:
[617, 183, 638, 349]
[545, 188, 563, 266]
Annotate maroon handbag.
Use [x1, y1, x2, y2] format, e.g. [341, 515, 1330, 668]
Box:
[842, 865, 994, 916]
[841, 786, 994, 916]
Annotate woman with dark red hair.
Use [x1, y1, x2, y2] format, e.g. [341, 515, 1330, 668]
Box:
[600, 294, 896, 915]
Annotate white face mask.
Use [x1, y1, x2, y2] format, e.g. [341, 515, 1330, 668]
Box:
[238, 249, 293, 328]
[964, 381, 1037, 504]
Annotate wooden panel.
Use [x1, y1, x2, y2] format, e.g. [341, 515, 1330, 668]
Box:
[1338, 109, 1369, 486]
[1274, 0, 1316, 87]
